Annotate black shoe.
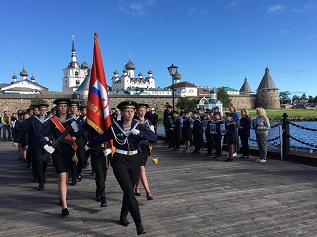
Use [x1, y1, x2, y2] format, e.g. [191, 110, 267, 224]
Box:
[100, 198, 107, 207]
[146, 192, 153, 201]
[119, 216, 130, 227]
[38, 184, 44, 191]
[172, 148, 179, 150]
[62, 208, 69, 216]
[225, 158, 233, 162]
[136, 224, 146, 235]
[96, 195, 101, 202]
[206, 153, 212, 156]
[135, 190, 141, 196]
[77, 174, 82, 182]
[71, 181, 77, 186]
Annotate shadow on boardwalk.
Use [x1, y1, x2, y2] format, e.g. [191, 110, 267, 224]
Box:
[1, 141, 317, 236]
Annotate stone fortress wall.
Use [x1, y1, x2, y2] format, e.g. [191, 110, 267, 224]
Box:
[0, 93, 258, 115]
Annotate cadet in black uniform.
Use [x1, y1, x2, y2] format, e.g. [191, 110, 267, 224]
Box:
[84, 122, 108, 207]
[171, 111, 181, 150]
[86, 101, 157, 235]
[69, 101, 86, 185]
[203, 109, 214, 157]
[163, 104, 173, 147]
[191, 110, 204, 154]
[134, 103, 154, 201]
[213, 112, 224, 158]
[181, 110, 192, 153]
[38, 99, 79, 216]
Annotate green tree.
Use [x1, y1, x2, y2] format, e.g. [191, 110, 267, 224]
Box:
[175, 97, 196, 111]
[292, 95, 300, 103]
[217, 87, 231, 108]
[30, 96, 47, 107]
[308, 95, 314, 103]
[313, 96, 317, 103]
[301, 93, 307, 100]
[279, 91, 291, 104]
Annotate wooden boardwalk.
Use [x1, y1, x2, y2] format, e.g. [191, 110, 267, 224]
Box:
[1, 141, 317, 237]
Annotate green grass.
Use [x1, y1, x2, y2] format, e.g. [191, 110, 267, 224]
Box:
[246, 109, 317, 121]
[156, 109, 317, 122]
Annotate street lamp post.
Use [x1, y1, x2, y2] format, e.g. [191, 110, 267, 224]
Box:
[167, 64, 178, 111]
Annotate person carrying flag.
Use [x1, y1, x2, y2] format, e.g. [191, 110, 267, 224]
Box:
[86, 100, 157, 235]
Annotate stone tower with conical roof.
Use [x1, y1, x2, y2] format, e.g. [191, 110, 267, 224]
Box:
[239, 77, 253, 94]
[256, 67, 280, 109]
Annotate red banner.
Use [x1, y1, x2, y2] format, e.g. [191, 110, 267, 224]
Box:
[86, 33, 113, 148]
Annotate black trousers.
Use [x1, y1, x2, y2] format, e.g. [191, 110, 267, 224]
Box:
[171, 128, 181, 149]
[76, 137, 86, 175]
[213, 133, 222, 156]
[239, 134, 249, 157]
[165, 126, 172, 147]
[112, 152, 142, 227]
[91, 146, 107, 199]
[193, 129, 203, 151]
[34, 141, 49, 185]
[205, 131, 214, 155]
[27, 142, 38, 179]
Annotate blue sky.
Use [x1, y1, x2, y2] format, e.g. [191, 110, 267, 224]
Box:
[1, 0, 317, 97]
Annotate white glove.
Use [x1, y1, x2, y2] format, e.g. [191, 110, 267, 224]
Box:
[103, 148, 111, 156]
[130, 128, 140, 135]
[43, 144, 55, 154]
[71, 121, 79, 132]
[85, 144, 90, 151]
[149, 125, 155, 133]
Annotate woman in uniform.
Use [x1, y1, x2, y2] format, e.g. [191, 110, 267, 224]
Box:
[86, 100, 157, 235]
[224, 112, 236, 162]
[38, 99, 79, 216]
[134, 103, 154, 201]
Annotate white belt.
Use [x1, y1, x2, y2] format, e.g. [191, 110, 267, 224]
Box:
[116, 149, 138, 156]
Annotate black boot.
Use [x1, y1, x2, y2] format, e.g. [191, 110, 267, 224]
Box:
[119, 216, 130, 227]
[100, 198, 107, 207]
[136, 224, 146, 235]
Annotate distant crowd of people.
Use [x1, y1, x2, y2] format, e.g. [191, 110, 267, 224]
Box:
[162, 103, 271, 163]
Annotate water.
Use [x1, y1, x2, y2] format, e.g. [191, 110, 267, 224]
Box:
[157, 121, 317, 151]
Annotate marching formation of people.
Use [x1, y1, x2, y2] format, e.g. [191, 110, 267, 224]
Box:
[5, 99, 270, 235]
[9, 99, 158, 235]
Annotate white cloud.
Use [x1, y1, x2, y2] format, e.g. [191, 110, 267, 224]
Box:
[188, 7, 196, 16]
[117, 0, 156, 17]
[228, 0, 240, 11]
[268, 4, 286, 13]
[291, 3, 317, 13]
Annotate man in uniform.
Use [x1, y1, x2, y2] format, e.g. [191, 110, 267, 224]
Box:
[69, 101, 85, 185]
[163, 104, 173, 148]
[191, 110, 204, 154]
[13, 104, 50, 190]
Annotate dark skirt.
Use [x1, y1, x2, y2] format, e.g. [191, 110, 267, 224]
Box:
[224, 133, 236, 145]
[52, 142, 75, 174]
[182, 127, 192, 141]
